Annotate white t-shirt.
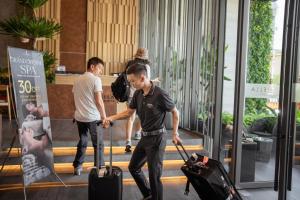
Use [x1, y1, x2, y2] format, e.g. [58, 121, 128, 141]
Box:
[73, 72, 103, 122]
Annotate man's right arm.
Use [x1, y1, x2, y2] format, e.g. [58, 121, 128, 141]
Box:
[103, 108, 135, 128]
[108, 108, 135, 121]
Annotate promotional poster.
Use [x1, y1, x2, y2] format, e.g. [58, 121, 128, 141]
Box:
[8, 47, 54, 186]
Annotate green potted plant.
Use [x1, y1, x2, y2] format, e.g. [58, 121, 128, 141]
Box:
[294, 109, 300, 141]
[43, 51, 56, 84]
[0, 0, 62, 49]
[197, 43, 232, 133]
[221, 112, 234, 137]
[244, 106, 277, 134]
[197, 113, 208, 134]
[0, 0, 62, 83]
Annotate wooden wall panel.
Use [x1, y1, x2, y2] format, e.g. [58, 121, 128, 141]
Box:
[60, 0, 87, 72]
[36, 0, 61, 63]
[87, 0, 139, 75]
[47, 85, 117, 119]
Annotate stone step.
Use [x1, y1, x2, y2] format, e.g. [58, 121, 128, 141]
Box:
[0, 145, 203, 158]
[1, 150, 208, 165]
[50, 137, 202, 148]
[0, 169, 186, 185]
[1, 160, 187, 176]
[0, 176, 188, 191]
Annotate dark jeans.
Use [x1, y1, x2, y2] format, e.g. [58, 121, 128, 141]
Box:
[128, 133, 167, 200]
[73, 120, 104, 168]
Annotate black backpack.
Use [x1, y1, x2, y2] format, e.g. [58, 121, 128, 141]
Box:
[111, 72, 130, 102]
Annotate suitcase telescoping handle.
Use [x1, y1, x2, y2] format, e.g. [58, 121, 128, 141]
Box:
[96, 120, 114, 175]
[173, 141, 190, 164]
[174, 141, 191, 196]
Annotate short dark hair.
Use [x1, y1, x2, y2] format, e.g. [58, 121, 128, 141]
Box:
[87, 57, 104, 69]
[126, 63, 147, 76]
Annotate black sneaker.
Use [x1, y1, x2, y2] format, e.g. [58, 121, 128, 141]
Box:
[125, 144, 132, 153]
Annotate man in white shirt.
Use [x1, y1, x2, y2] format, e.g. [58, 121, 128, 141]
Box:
[72, 57, 107, 175]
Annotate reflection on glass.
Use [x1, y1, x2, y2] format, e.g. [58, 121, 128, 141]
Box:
[240, 0, 284, 183]
[221, 0, 238, 173]
[217, 0, 286, 185]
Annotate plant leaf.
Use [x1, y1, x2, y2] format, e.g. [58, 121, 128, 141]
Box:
[18, 0, 48, 9]
[0, 16, 62, 39]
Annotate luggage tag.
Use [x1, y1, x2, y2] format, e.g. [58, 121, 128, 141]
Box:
[202, 156, 209, 164]
[198, 156, 209, 169]
[192, 155, 209, 171]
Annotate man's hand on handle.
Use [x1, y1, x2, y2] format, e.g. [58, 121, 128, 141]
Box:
[172, 133, 182, 145]
[103, 117, 112, 128]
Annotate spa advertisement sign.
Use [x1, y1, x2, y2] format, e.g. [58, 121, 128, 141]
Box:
[8, 47, 54, 186]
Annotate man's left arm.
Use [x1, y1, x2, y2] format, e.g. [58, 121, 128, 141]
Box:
[160, 90, 181, 144]
[95, 91, 107, 120]
[94, 77, 106, 120]
[170, 107, 181, 144]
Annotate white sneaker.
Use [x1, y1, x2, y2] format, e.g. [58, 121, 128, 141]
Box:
[134, 132, 141, 140]
[142, 195, 152, 200]
[74, 166, 83, 176]
[126, 140, 132, 146]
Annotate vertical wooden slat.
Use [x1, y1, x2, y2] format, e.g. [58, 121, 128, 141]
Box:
[87, 0, 139, 74]
[36, 0, 61, 64]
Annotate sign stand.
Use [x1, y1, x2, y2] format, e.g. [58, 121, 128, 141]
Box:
[6, 53, 29, 200]
[54, 172, 67, 187]
[6, 47, 67, 200]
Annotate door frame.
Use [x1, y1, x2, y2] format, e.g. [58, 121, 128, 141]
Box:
[276, 0, 300, 199]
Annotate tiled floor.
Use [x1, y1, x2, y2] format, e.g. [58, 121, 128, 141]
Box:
[1, 118, 300, 199]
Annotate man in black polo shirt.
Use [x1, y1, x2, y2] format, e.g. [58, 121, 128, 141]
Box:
[104, 63, 181, 200]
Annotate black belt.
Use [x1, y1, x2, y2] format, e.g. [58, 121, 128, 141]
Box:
[141, 128, 166, 137]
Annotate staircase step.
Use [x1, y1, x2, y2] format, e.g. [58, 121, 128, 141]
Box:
[0, 176, 188, 191]
[0, 169, 186, 185]
[50, 137, 202, 148]
[1, 151, 202, 165]
[0, 160, 186, 176]
[0, 145, 203, 158]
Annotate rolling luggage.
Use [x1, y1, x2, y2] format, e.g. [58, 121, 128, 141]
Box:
[88, 121, 123, 200]
[175, 142, 242, 200]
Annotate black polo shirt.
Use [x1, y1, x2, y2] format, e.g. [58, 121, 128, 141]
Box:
[129, 83, 175, 132]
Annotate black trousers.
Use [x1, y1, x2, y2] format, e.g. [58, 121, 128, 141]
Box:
[128, 133, 167, 200]
[73, 120, 104, 168]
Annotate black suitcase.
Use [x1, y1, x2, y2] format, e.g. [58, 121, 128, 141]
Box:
[88, 121, 123, 200]
[175, 143, 242, 200]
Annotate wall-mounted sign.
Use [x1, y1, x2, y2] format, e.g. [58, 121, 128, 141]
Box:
[245, 83, 280, 99]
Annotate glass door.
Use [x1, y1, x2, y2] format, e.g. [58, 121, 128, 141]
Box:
[231, 0, 300, 198]
[215, 0, 299, 198]
[286, 24, 300, 199]
[238, 0, 285, 187]
[227, 0, 286, 189]
[277, 0, 300, 199]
